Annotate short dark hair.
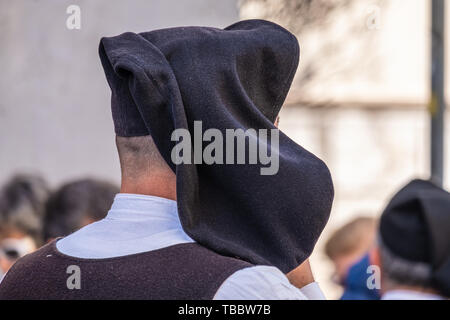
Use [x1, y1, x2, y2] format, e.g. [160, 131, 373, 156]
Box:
[43, 178, 119, 241]
[0, 174, 50, 244]
[115, 135, 173, 181]
[379, 238, 434, 291]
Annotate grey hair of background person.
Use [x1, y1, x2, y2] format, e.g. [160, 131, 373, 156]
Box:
[0, 174, 50, 244]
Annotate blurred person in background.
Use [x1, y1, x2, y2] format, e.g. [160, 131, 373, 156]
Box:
[43, 179, 119, 242]
[0, 174, 50, 279]
[338, 249, 381, 300]
[0, 224, 37, 281]
[376, 180, 450, 300]
[325, 217, 377, 289]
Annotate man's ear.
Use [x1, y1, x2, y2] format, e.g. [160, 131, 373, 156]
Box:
[285, 259, 314, 289]
[274, 116, 280, 128]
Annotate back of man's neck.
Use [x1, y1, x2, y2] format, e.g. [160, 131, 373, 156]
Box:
[120, 176, 176, 201]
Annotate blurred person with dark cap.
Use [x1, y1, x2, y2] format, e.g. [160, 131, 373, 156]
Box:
[43, 179, 119, 242]
[376, 180, 450, 300]
[0, 174, 50, 279]
[0, 20, 334, 299]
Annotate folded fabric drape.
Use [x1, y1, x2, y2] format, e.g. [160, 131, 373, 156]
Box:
[99, 19, 334, 273]
[380, 179, 450, 296]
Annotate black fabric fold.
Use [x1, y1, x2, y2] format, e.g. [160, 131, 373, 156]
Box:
[380, 179, 450, 296]
[99, 19, 334, 272]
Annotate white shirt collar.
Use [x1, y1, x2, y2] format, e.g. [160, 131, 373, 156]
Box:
[56, 193, 194, 259]
[107, 193, 179, 222]
[382, 289, 445, 300]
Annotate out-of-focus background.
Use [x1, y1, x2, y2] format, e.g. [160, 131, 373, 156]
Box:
[0, 0, 448, 298]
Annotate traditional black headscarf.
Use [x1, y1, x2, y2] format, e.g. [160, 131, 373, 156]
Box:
[99, 20, 334, 273]
[380, 179, 450, 296]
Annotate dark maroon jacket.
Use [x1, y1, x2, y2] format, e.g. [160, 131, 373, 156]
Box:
[0, 240, 252, 300]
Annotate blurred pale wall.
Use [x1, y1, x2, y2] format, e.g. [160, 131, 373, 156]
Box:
[240, 0, 450, 106]
[0, 0, 239, 186]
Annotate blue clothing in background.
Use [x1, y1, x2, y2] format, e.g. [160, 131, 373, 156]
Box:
[340, 253, 381, 300]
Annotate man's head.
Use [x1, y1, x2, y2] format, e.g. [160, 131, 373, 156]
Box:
[375, 180, 450, 298]
[376, 240, 437, 295]
[100, 21, 334, 272]
[115, 116, 281, 199]
[43, 179, 119, 242]
[115, 135, 176, 199]
[325, 216, 377, 284]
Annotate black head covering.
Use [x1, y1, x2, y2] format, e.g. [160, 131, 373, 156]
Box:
[99, 19, 334, 272]
[380, 179, 450, 296]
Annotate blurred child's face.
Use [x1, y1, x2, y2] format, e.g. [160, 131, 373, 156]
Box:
[0, 231, 36, 276]
[331, 251, 365, 285]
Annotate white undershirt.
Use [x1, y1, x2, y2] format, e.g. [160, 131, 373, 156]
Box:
[56, 193, 325, 300]
[382, 290, 445, 300]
